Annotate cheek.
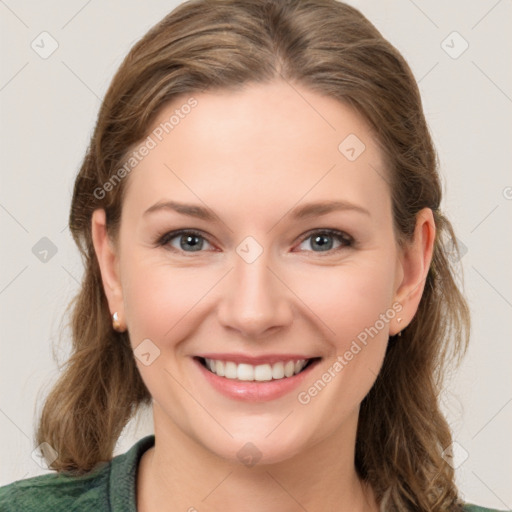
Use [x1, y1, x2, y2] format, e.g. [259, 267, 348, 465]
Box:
[293, 259, 397, 345]
[293, 258, 396, 397]
[120, 260, 217, 413]
[292, 263, 395, 425]
[121, 260, 212, 344]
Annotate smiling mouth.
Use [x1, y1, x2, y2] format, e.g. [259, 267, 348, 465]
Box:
[195, 356, 321, 382]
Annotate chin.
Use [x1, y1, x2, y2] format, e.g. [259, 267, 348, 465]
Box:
[198, 423, 312, 468]
[221, 438, 305, 468]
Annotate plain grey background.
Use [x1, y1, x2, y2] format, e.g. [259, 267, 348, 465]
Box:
[1, 0, 511, 508]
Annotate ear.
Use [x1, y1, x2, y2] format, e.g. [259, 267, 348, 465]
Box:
[391, 207, 436, 335]
[91, 209, 126, 330]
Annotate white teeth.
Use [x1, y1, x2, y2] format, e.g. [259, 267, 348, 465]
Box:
[237, 363, 254, 381]
[215, 360, 225, 377]
[203, 358, 310, 381]
[224, 361, 237, 379]
[272, 362, 285, 379]
[254, 364, 273, 381]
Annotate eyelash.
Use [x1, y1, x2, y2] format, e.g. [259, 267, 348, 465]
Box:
[155, 228, 354, 256]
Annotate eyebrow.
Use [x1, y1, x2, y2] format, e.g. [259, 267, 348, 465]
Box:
[143, 199, 370, 221]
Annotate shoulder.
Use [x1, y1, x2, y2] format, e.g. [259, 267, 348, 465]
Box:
[463, 504, 511, 512]
[0, 435, 155, 512]
[0, 464, 110, 511]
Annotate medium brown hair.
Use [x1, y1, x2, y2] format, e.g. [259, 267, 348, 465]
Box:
[37, 1, 470, 509]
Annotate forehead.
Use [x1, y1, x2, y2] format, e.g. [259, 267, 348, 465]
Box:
[122, 80, 390, 224]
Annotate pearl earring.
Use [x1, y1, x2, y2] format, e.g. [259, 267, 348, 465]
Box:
[112, 311, 123, 332]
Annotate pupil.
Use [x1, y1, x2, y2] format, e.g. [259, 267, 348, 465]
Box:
[181, 234, 202, 251]
[313, 234, 332, 251]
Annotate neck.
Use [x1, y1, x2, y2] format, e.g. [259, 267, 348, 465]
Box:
[137, 404, 379, 512]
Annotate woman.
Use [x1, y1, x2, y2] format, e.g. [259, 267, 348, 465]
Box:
[0, 0, 505, 510]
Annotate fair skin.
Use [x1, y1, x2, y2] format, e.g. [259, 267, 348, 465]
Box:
[92, 80, 435, 511]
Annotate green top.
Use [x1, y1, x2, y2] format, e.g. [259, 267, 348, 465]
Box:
[0, 435, 507, 511]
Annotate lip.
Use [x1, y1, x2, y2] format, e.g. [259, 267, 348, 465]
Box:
[193, 356, 321, 402]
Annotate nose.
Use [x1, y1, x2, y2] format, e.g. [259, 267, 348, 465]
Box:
[217, 249, 294, 339]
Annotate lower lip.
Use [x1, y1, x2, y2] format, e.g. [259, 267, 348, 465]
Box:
[193, 357, 320, 402]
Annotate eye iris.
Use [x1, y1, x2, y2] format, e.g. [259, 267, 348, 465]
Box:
[311, 233, 333, 251]
[181, 233, 203, 251]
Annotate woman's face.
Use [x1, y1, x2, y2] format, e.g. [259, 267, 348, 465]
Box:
[93, 80, 430, 465]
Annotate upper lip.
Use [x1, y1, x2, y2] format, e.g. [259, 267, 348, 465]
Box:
[195, 353, 320, 365]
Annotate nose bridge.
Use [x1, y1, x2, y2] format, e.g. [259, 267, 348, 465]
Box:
[217, 237, 292, 337]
